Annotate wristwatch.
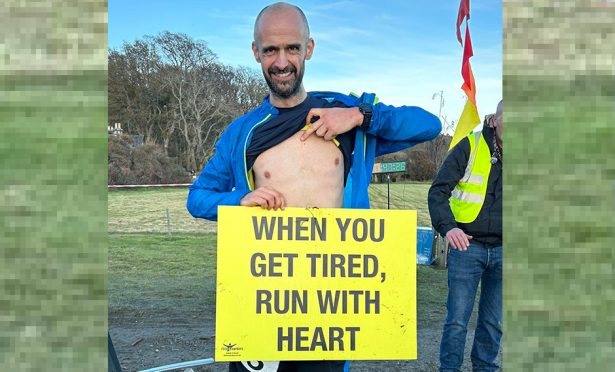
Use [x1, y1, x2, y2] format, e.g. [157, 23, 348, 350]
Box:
[358, 103, 373, 130]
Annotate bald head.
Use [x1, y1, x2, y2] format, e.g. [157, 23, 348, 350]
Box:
[251, 2, 315, 106]
[496, 100, 502, 117]
[253, 2, 310, 46]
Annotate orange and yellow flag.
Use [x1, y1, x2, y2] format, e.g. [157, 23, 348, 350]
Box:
[450, 0, 481, 149]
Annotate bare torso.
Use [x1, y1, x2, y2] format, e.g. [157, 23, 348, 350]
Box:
[253, 131, 344, 208]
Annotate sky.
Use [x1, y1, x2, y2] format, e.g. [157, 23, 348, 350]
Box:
[109, 0, 502, 133]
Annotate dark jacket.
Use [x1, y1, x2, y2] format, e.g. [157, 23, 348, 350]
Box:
[428, 122, 502, 246]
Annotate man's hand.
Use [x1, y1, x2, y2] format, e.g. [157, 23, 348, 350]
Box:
[240, 186, 285, 210]
[301, 107, 363, 141]
[446, 228, 473, 251]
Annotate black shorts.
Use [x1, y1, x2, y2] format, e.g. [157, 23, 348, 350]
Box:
[229, 360, 347, 372]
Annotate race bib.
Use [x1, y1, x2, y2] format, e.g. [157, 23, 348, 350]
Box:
[240, 361, 280, 372]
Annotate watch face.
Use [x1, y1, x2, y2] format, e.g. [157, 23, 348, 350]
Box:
[359, 103, 372, 128]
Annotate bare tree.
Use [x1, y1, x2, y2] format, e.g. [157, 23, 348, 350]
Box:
[425, 133, 452, 172]
[108, 40, 168, 144]
[108, 50, 126, 126]
[108, 32, 269, 173]
[151, 32, 225, 170]
[232, 66, 269, 115]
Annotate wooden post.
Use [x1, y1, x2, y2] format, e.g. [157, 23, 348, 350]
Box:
[166, 208, 172, 240]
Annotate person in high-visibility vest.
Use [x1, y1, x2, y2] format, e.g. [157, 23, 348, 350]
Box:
[428, 100, 502, 372]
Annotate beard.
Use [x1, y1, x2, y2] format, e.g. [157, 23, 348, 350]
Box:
[263, 63, 304, 99]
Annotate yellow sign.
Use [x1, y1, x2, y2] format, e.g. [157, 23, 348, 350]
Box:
[215, 206, 417, 361]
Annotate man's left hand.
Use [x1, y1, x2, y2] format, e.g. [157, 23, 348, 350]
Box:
[301, 107, 362, 141]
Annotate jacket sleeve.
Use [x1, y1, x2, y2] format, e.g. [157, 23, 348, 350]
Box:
[186, 129, 249, 222]
[368, 102, 442, 148]
[427, 138, 470, 236]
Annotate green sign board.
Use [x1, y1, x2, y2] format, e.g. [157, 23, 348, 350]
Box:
[373, 161, 406, 174]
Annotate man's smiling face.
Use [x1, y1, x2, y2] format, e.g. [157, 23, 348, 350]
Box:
[252, 6, 314, 101]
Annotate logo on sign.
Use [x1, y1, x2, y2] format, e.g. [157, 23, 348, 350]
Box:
[221, 342, 244, 356]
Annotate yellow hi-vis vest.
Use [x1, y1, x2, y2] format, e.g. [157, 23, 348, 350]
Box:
[450, 131, 492, 223]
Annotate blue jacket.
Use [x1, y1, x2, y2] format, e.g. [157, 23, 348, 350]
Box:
[187, 92, 441, 221]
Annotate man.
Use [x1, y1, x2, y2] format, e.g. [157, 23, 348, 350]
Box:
[428, 100, 503, 372]
[187, 2, 441, 371]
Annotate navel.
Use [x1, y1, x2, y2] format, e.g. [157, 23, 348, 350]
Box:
[334, 158, 340, 166]
[264, 171, 271, 179]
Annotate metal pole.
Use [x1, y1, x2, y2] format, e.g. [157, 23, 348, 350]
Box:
[138, 358, 215, 372]
[387, 173, 391, 209]
[432, 90, 444, 121]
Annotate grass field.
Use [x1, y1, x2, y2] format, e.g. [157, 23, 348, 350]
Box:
[109, 234, 218, 323]
[108, 181, 442, 324]
[108, 188, 217, 234]
[108, 232, 453, 371]
[108, 181, 434, 234]
[108, 182, 455, 370]
[108, 233, 447, 328]
[108, 181, 439, 314]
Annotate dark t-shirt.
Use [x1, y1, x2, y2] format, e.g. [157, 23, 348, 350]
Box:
[246, 95, 355, 184]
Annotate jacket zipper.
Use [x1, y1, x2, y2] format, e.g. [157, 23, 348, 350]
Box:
[243, 113, 272, 191]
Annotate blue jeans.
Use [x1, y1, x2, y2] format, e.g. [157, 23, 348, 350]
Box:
[440, 242, 502, 372]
